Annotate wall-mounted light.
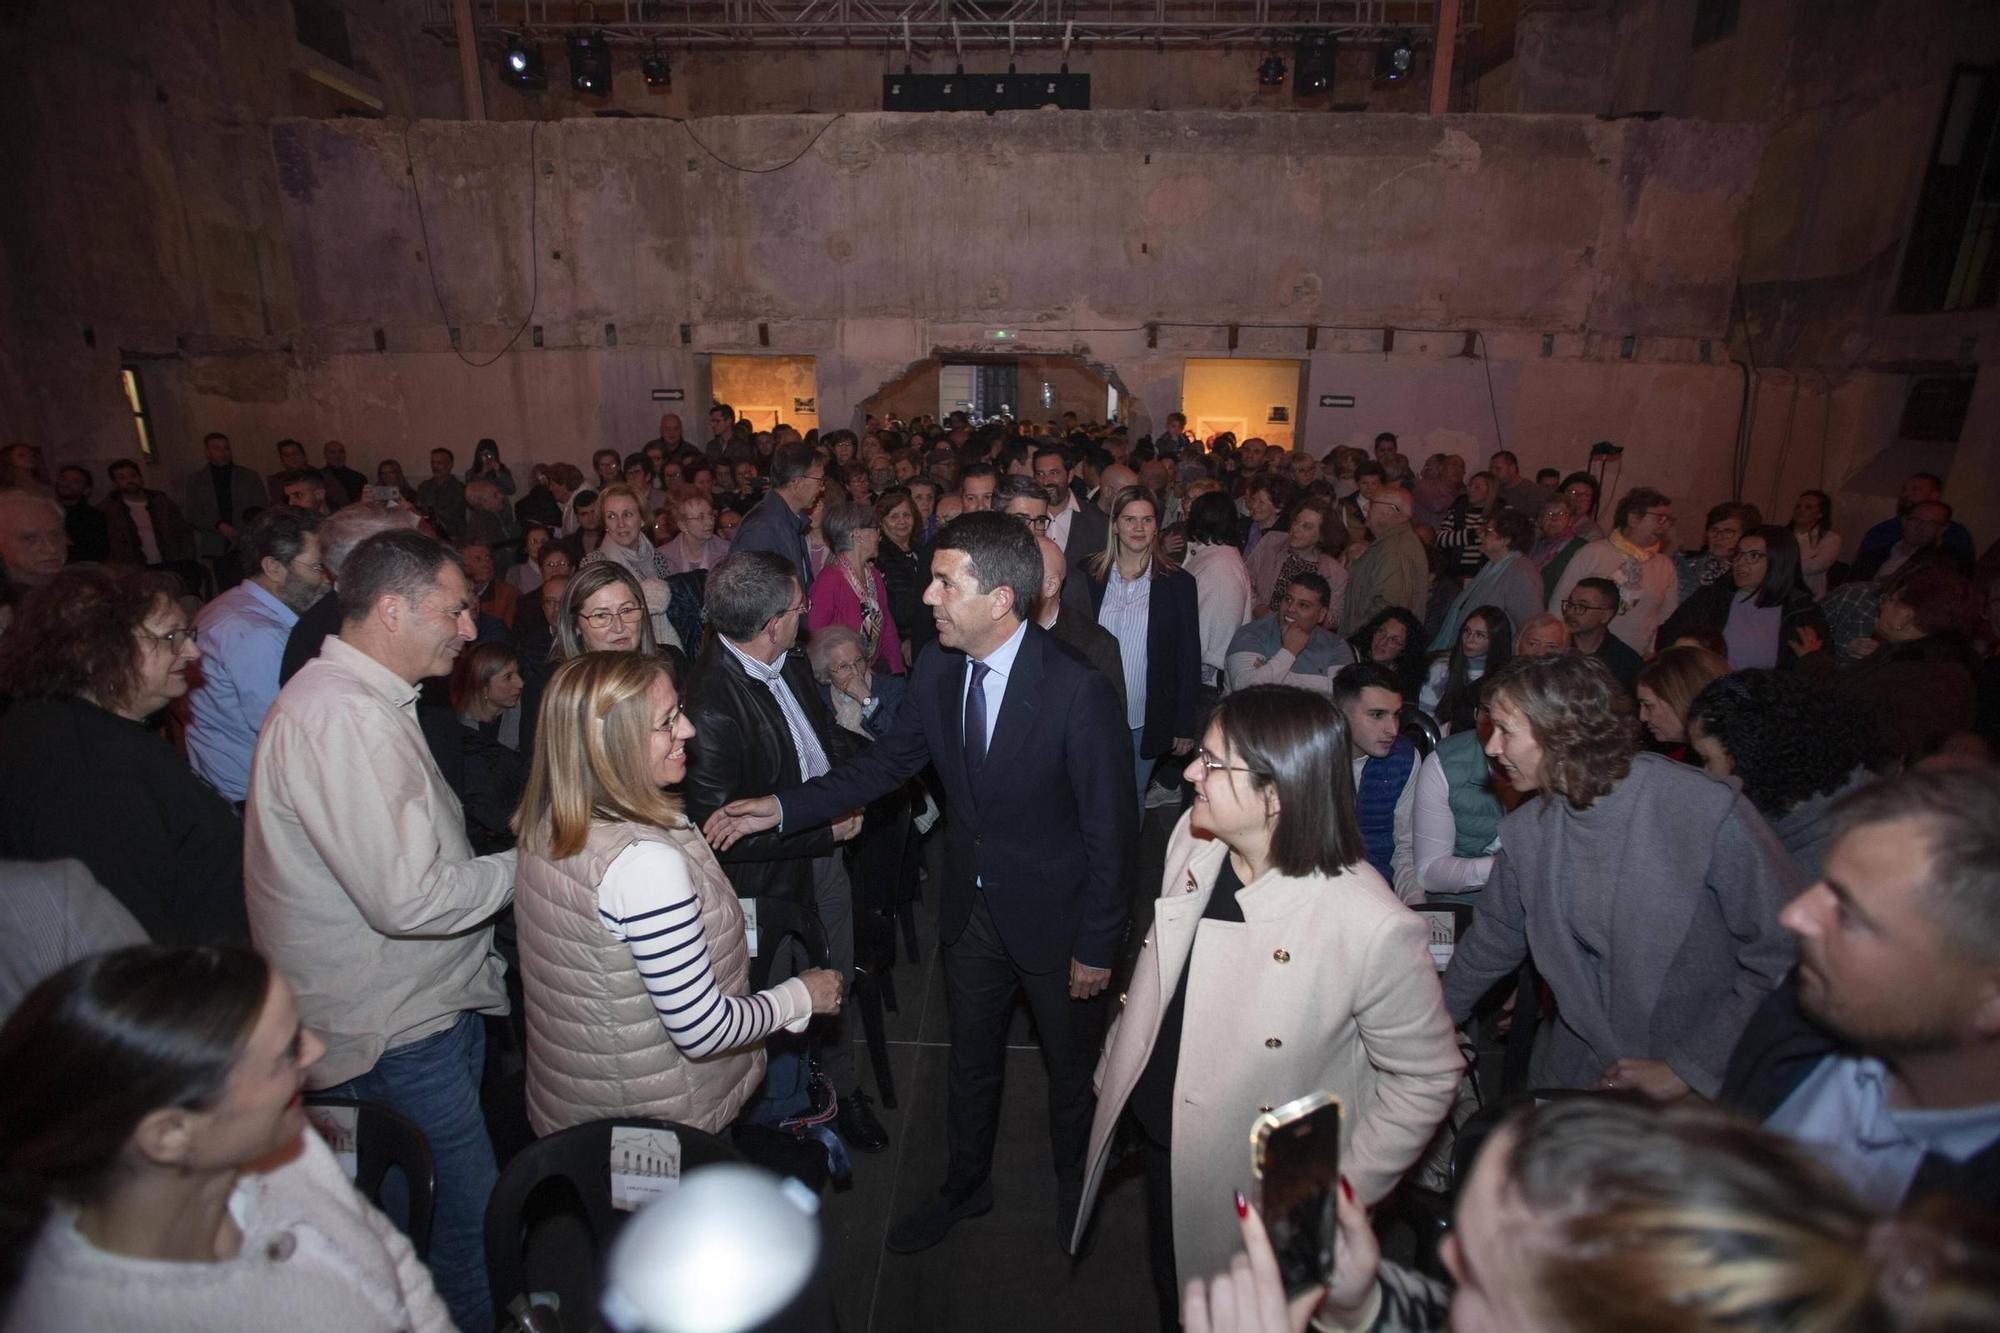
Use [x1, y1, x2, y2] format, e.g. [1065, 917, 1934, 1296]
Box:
[501, 33, 546, 90]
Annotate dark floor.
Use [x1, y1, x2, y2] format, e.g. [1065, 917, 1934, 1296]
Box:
[816, 805, 1178, 1333]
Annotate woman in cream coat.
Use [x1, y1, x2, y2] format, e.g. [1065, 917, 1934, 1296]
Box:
[1069, 685, 1461, 1326]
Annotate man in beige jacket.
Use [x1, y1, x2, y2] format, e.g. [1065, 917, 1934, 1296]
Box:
[245, 529, 515, 1333]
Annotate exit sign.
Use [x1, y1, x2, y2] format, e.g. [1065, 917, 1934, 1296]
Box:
[1319, 394, 1356, 408]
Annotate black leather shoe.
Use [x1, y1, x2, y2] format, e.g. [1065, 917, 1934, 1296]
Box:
[837, 1091, 890, 1154]
[884, 1183, 994, 1254]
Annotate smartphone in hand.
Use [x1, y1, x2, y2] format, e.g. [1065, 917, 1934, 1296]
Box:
[1250, 1092, 1342, 1298]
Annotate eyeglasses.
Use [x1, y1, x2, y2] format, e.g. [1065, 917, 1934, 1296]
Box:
[655, 702, 686, 734]
[141, 625, 198, 650]
[787, 596, 814, 616]
[1192, 748, 1254, 775]
[578, 603, 645, 628]
[1560, 599, 1613, 615]
[1731, 550, 1768, 564]
[1011, 512, 1052, 532]
[828, 656, 866, 675]
[1641, 509, 1674, 521]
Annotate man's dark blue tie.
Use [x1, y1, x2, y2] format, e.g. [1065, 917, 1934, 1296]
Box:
[963, 660, 990, 793]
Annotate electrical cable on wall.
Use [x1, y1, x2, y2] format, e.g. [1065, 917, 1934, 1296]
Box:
[404, 121, 542, 369]
[673, 113, 846, 173]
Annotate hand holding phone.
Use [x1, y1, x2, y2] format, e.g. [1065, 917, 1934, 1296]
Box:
[1250, 1092, 1342, 1299]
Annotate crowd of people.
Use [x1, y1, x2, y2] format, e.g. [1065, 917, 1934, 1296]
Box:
[0, 412, 1996, 1332]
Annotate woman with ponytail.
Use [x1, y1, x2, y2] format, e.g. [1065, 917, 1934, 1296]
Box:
[0, 947, 453, 1332]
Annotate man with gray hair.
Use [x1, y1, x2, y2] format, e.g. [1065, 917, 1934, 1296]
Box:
[0, 488, 67, 609]
[247, 530, 513, 1333]
[280, 501, 421, 684]
[1340, 484, 1430, 635]
[679, 550, 885, 1152]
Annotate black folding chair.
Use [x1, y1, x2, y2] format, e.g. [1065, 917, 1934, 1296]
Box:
[303, 1096, 438, 1261]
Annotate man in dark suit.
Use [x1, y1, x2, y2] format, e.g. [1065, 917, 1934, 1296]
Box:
[1717, 768, 2000, 1213]
[180, 431, 264, 589]
[729, 440, 823, 592]
[1033, 443, 1107, 617]
[679, 550, 886, 1152]
[1034, 533, 1125, 718]
[706, 512, 1133, 1254]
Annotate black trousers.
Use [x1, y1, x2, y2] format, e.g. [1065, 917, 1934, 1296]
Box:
[941, 891, 1106, 1200]
[1138, 1119, 1183, 1333]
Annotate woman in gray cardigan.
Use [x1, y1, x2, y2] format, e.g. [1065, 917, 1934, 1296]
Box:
[1440, 652, 1800, 1101]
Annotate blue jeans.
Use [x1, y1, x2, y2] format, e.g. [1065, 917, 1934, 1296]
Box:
[323, 1011, 497, 1333]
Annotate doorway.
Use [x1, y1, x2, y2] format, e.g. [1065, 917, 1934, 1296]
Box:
[709, 355, 819, 433]
[1180, 358, 1305, 449]
[862, 354, 1124, 429]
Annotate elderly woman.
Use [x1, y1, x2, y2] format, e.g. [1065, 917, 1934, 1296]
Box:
[809, 499, 906, 676]
[1442, 652, 1799, 1099]
[0, 566, 245, 943]
[1, 947, 452, 1332]
[1429, 507, 1544, 651]
[1070, 686, 1460, 1327]
[658, 484, 731, 574]
[1676, 501, 1760, 602]
[1085, 485, 1203, 817]
[583, 482, 685, 656]
[805, 623, 909, 740]
[512, 652, 842, 1135]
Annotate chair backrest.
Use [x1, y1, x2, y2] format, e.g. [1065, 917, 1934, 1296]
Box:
[1399, 703, 1441, 758]
[303, 1096, 437, 1261]
[484, 1117, 739, 1325]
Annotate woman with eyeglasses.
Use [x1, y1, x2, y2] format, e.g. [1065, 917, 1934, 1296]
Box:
[512, 652, 844, 1135]
[808, 500, 906, 676]
[0, 566, 247, 944]
[1068, 686, 1461, 1329]
[518, 562, 688, 761]
[1657, 524, 1828, 670]
[582, 483, 687, 658]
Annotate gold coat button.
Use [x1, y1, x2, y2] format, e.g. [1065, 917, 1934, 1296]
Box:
[1273, 949, 1291, 963]
[1259, 1104, 1273, 1113]
[1118, 992, 1128, 1006]
[1264, 1037, 1282, 1049]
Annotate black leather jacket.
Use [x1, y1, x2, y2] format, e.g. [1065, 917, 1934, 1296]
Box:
[680, 637, 859, 905]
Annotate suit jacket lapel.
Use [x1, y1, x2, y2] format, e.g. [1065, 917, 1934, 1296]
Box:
[978, 627, 1045, 801]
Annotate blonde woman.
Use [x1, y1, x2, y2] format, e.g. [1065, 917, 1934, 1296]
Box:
[511, 652, 843, 1135]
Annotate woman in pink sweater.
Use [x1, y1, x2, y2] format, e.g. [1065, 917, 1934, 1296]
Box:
[809, 500, 907, 675]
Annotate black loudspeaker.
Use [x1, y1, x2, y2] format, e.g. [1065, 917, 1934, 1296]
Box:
[1294, 34, 1335, 98]
[882, 72, 1089, 112]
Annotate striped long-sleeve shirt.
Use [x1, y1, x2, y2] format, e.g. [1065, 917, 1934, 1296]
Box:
[597, 841, 812, 1058]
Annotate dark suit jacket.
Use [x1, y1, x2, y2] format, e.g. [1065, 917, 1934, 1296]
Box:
[179, 464, 264, 559]
[1046, 606, 1126, 719]
[1720, 970, 2000, 1211]
[778, 623, 1133, 973]
[681, 639, 854, 906]
[1057, 501, 1110, 617]
[1656, 580, 1829, 670]
[732, 493, 812, 591]
[1083, 564, 1203, 758]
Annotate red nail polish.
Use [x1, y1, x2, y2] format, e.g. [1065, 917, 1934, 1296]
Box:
[1233, 1189, 1248, 1219]
[1340, 1177, 1354, 1204]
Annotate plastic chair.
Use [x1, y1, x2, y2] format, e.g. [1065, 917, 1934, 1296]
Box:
[484, 1117, 739, 1329]
[303, 1096, 438, 1261]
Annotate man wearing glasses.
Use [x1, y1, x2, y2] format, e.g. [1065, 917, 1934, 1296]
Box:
[731, 439, 825, 592]
[679, 550, 887, 1155]
[1550, 486, 1682, 655]
[186, 505, 327, 804]
[1560, 575, 1643, 693]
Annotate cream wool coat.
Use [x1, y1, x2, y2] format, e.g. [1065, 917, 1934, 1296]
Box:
[1070, 812, 1462, 1284]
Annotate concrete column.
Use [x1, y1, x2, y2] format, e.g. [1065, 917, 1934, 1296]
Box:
[1429, 0, 1459, 115]
[454, 0, 486, 121]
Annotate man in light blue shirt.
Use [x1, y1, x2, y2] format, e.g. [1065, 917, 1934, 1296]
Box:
[187, 506, 327, 802]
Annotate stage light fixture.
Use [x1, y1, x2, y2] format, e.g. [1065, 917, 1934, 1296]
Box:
[642, 51, 671, 89]
[1376, 30, 1415, 82]
[501, 33, 546, 90]
[568, 29, 612, 95]
[1294, 33, 1335, 97]
[1258, 55, 1287, 87]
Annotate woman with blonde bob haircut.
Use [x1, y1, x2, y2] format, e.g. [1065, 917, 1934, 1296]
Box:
[511, 652, 842, 1136]
[1441, 652, 1800, 1101]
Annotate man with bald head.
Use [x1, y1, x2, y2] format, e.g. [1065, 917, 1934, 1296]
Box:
[1095, 463, 1140, 516]
[1035, 533, 1125, 717]
[1341, 485, 1430, 635]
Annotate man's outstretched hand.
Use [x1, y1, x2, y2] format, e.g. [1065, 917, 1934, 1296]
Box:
[704, 796, 781, 850]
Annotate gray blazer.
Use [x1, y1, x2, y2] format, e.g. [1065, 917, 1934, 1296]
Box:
[1441, 753, 1799, 1097]
[0, 858, 147, 1021]
[180, 464, 266, 558]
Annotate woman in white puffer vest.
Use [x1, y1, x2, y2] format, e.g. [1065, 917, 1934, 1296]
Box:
[511, 651, 843, 1136]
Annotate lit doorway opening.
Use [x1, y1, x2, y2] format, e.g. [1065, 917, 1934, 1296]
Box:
[861, 354, 1127, 430]
[710, 355, 819, 433]
[1180, 358, 1305, 450]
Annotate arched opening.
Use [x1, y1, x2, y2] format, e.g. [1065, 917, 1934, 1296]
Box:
[858, 351, 1143, 434]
